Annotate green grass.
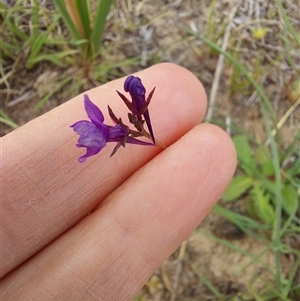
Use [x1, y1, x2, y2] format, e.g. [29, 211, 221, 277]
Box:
[0, 110, 19, 129]
[0, 0, 142, 127]
[188, 4, 300, 299]
[53, 0, 113, 60]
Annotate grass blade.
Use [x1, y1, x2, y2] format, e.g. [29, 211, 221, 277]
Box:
[0, 110, 18, 129]
[90, 0, 114, 55]
[28, 49, 79, 66]
[74, 0, 91, 39]
[30, 0, 39, 39]
[53, 0, 82, 41]
[26, 15, 61, 68]
[275, 0, 300, 47]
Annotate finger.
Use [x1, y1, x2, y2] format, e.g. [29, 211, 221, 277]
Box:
[1, 63, 207, 277]
[1, 124, 236, 301]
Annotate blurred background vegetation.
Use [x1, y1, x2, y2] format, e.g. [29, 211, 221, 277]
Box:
[1, 0, 299, 300]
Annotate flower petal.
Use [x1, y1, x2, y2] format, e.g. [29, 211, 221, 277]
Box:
[77, 122, 107, 148]
[77, 147, 102, 163]
[71, 120, 109, 162]
[84, 94, 105, 125]
[71, 120, 92, 135]
[124, 76, 146, 114]
[124, 75, 146, 96]
[108, 123, 128, 142]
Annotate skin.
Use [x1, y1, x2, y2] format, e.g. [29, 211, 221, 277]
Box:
[1, 63, 236, 301]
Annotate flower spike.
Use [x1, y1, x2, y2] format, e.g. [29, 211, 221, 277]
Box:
[71, 94, 154, 162]
[117, 75, 156, 143]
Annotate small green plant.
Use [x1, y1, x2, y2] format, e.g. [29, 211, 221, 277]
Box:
[0, 0, 77, 69]
[1, 0, 138, 124]
[53, 0, 114, 62]
[1, 0, 114, 70]
[222, 134, 299, 224]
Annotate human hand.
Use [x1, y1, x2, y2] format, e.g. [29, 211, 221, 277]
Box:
[1, 63, 236, 301]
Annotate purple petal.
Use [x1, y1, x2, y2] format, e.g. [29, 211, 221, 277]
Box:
[71, 120, 109, 162]
[124, 76, 146, 114]
[77, 147, 103, 163]
[126, 76, 145, 96]
[71, 120, 93, 135]
[124, 75, 133, 92]
[77, 122, 107, 147]
[108, 124, 128, 142]
[84, 94, 105, 126]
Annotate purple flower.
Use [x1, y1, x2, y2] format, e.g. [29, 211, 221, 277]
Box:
[116, 75, 156, 143]
[71, 94, 154, 162]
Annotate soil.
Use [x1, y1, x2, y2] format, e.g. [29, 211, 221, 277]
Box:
[1, 0, 299, 300]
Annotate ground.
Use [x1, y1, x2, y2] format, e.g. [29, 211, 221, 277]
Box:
[1, 0, 299, 300]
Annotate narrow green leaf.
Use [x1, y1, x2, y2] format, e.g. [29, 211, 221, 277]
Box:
[0, 117, 19, 129]
[75, 0, 91, 39]
[2, 8, 29, 43]
[90, 0, 114, 55]
[27, 33, 48, 68]
[26, 15, 61, 68]
[0, 110, 19, 129]
[28, 50, 79, 66]
[53, 0, 82, 41]
[31, 0, 39, 40]
[222, 175, 253, 202]
[0, 39, 20, 59]
[213, 203, 271, 236]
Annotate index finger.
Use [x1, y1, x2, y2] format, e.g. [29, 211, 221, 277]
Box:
[1, 63, 207, 277]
